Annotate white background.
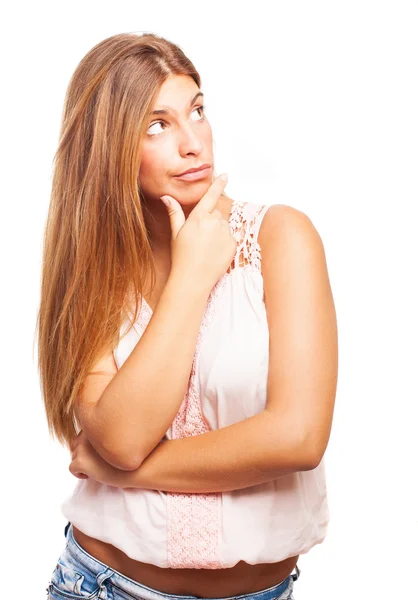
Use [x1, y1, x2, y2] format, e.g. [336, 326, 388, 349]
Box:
[1, 1, 417, 598]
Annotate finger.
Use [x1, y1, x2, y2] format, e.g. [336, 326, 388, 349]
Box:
[160, 195, 185, 239]
[190, 174, 228, 217]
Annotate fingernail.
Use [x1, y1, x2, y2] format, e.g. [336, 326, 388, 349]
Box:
[219, 173, 228, 182]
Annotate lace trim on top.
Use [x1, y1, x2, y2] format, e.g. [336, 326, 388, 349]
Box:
[130, 199, 269, 568]
[227, 199, 269, 273]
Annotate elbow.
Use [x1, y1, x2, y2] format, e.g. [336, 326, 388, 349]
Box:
[302, 451, 322, 471]
[300, 437, 325, 471]
[96, 440, 144, 471]
[78, 402, 146, 471]
[109, 454, 144, 472]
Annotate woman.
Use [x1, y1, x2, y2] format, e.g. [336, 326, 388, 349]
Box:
[38, 32, 338, 600]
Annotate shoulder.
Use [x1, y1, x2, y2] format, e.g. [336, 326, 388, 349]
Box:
[257, 203, 330, 300]
[258, 203, 325, 257]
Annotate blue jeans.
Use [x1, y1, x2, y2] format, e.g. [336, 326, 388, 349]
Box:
[46, 521, 301, 599]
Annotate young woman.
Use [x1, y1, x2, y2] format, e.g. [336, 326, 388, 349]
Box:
[38, 32, 338, 600]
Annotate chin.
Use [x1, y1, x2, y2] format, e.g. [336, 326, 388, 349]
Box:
[171, 180, 212, 196]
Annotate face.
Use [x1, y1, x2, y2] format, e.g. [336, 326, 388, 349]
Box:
[138, 74, 214, 208]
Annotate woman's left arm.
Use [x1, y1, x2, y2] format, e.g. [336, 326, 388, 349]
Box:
[70, 205, 338, 493]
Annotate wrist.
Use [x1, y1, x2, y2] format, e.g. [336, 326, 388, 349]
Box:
[107, 464, 136, 490]
[166, 270, 211, 303]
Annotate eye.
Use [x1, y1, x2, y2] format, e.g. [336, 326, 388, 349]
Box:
[147, 105, 207, 137]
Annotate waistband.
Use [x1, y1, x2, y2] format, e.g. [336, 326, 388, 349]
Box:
[63, 521, 301, 600]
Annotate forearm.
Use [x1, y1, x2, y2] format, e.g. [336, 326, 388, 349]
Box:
[113, 410, 314, 493]
[93, 271, 211, 469]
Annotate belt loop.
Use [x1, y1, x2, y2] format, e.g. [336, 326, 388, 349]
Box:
[96, 569, 113, 599]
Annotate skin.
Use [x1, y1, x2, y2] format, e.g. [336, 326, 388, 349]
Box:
[138, 73, 230, 257]
[136, 73, 235, 302]
[66, 74, 337, 596]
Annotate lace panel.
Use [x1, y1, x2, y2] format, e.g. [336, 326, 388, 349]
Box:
[129, 200, 269, 568]
[227, 200, 270, 273]
[166, 274, 228, 569]
[166, 200, 269, 569]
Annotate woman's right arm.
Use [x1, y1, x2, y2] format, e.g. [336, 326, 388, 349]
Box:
[75, 272, 211, 471]
[75, 174, 234, 471]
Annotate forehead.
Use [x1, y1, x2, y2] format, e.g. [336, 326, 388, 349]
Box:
[152, 75, 202, 112]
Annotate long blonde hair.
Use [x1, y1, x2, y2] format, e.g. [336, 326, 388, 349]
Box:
[36, 32, 206, 450]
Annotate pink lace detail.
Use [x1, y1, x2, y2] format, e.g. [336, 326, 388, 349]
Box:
[131, 199, 269, 568]
[228, 200, 268, 273]
[166, 199, 269, 569]
[166, 274, 228, 569]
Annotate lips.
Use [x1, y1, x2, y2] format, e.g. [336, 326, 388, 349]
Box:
[174, 163, 211, 177]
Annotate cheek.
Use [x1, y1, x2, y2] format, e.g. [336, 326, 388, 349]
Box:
[202, 121, 213, 143]
[139, 144, 170, 180]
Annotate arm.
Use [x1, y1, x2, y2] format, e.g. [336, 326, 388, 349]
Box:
[122, 206, 338, 492]
[261, 204, 338, 461]
[73, 205, 337, 493]
[72, 409, 312, 493]
[122, 410, 313, 492]
[76, 177, 234, 471]
[79, 270, 212, 470]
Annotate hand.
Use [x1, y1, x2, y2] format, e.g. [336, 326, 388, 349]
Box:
[69, 430, 123, 488]
[160, 173, 237, 293]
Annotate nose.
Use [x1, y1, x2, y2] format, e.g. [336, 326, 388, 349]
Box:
[178, 122, 204, 156]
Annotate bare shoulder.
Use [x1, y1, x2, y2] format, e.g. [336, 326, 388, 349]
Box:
[258, 202, 333, 308]
[258, 203, 324, 252]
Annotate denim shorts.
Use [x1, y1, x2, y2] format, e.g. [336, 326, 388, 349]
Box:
[46, 521, 301, 600]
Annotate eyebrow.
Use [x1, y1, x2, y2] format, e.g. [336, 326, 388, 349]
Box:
[151, 92, 204, 116]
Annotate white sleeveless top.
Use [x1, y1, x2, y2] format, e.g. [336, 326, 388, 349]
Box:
[61, 198, 330, 569]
